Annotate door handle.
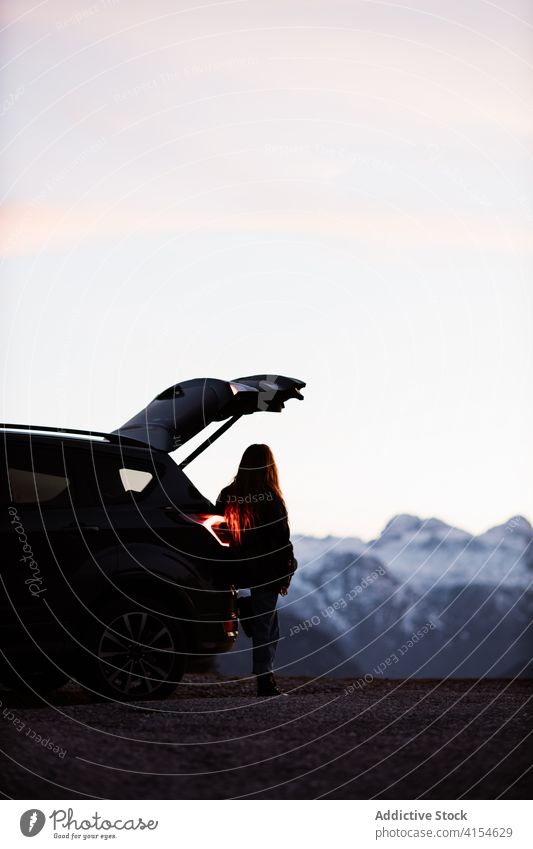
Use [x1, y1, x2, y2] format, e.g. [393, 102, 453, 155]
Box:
[65, 523, 100, 532]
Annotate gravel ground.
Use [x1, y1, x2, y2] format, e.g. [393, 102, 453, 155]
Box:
[0, 676, 531, 799]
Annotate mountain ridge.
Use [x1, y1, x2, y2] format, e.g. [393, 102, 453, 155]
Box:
[217, 512, 533, 678]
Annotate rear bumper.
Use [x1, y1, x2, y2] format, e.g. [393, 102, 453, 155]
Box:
[0, 585, 240, 661]
[194, 616, 238, 654]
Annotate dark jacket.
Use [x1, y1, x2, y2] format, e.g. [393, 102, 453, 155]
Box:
[216, 486, 297, 593]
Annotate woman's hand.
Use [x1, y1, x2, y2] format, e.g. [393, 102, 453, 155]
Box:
[279, 585, 289, 596]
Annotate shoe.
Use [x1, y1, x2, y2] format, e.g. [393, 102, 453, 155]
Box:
[256, 673, 287, 697]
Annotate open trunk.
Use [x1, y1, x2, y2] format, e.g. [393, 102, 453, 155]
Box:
[112, 374, 305, 462]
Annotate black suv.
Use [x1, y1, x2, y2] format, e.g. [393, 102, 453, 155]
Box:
[0, 375, 305, 700]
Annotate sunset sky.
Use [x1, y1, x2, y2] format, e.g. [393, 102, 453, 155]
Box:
[1, 0, 532, 538]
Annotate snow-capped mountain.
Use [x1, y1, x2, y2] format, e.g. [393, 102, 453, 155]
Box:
[217, 515, 533, 679]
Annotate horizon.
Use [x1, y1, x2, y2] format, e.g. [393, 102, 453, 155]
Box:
[291, 510, 533, 543]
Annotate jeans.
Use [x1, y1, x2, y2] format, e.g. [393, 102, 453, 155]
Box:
[249, 587, 279, 675]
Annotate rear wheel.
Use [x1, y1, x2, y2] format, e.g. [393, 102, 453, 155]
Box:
[75, 600, 188, 701]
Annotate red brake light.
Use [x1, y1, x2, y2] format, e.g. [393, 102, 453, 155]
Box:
[186, 513, 231, 547]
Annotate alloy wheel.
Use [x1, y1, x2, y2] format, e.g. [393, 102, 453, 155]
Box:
[97, 610, 178, 698]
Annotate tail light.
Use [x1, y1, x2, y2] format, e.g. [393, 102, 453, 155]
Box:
[186, 513, 231, 547]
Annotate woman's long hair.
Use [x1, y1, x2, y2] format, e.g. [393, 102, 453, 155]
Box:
[224, 444, 286, 544]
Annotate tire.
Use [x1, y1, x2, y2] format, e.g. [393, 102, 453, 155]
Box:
[74, 599, 188, 701]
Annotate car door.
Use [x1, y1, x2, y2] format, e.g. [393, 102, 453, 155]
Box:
[0, 436, 86, 652]
[63, 442, 162, 557]
[0, 440, 168, 643]
[61, 443, 204, 589]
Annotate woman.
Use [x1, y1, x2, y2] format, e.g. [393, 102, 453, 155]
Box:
[217, 444, 297, 697]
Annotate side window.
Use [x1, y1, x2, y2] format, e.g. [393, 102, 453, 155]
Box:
[66, 449, 156, 506]
[119, 468, 153, 493]
[8, 469, 70, 505]
[5, 442, 70, 507]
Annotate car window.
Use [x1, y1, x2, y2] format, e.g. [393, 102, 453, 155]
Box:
[8, 468, 70, 505]
[66, 448, 157, 506]
[4, 442, 71, 507]
[119, 468, 153, 492]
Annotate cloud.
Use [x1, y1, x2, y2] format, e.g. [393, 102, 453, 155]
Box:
[1, 200, 531, 257]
